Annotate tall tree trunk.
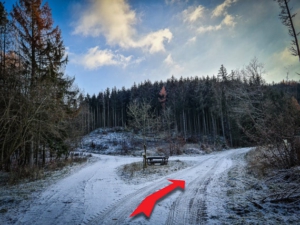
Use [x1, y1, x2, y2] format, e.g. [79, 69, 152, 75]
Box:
[283, 0, 300, 61]
[228, 119, 233, 147]
[211, 112, 216, 145]
[202, 109, 207, 135]
[183, 110, 187, 141]
[42, 143, 45, 166]
[35, 140, 38, 166]
[220, 107, 225, 139]
[121, 107, 124, 127]
[96, 105, 99, 128]
[112, 107, 115, 127]
[29, 139, 34, 167]
[198, 114, 201, 135]
[107, 101, 109, 127]
[103, 96, 106, 128]
[88, 107, 90, 132]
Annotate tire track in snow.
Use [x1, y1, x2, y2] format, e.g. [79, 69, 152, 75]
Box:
[165, 150, 250, 225]
[84, 156, 214, 225]
[165, 157, 221, 225]
[16, 184, 86, 225]
[84, 179, 167, 225]
[15, 160, 101, 225]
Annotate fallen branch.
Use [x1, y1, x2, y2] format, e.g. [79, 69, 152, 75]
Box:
[270, 196, 300, 204]
[246, 197, 264, 209]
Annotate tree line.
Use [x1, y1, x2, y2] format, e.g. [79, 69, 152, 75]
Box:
[0, 0, 86, 171]
[84, 59, 300, 150]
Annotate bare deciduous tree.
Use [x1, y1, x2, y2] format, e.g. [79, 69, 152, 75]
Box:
[275, 0, 300, 61]
[231, 59, 300, 168]
[127, 100, 159, 168]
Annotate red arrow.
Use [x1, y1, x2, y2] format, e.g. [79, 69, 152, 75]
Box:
[130, 179, 185, 218]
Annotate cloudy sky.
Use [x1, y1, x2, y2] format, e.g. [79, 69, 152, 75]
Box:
[6, 0, 300, 95]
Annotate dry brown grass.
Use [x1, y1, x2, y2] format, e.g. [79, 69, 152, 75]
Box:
[8, 165, 45, 185]
[118, 159, 194, 184]
[246, 147, 300, 207]
[246, 147, 272, 178]
[8, 157, 88, 185]
[122, 162, 143, 177]
[200, 143, 213, 153]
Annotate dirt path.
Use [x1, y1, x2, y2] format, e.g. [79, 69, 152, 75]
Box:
[14, 156, 142, 225]
[87, 148, 251, 225]
[12, 148, 251, 225]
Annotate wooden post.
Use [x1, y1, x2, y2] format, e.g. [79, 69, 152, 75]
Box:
[143, 144, 147, 169]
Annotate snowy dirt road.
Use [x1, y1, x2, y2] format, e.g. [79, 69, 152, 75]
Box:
[14, 148, 251, 225]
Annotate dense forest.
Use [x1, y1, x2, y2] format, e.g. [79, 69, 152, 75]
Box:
[83, 62, 300, 148]
[1, 0, 300, 173]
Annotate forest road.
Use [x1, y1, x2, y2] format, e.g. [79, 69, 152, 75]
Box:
[15, 148, 251, 225]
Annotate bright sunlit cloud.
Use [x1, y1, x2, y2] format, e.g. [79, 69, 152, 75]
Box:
[222, 14, 236, 27]
[73, 0, 172, 53]
[164, 54, 174, 65]
[266, 47, 299, 80]
[197, 14, 236, 33]
[212, 0, 238, 17]
[182, 5, 205, 23]
[76, 46, 133, 70]
[186, 36, 197, 44]
[163, 54, 184, 75]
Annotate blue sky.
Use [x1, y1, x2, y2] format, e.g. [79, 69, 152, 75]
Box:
[5, 0, 300, 95]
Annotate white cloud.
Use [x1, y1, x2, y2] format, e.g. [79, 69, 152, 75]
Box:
[163, 54, 184, 73]
[137, 29, 173, 54]
[198, 14, 236, 33]
[78, 46, 139, 70]
[182, 5, 205, 23]
[83, 47, 120, 69]
[165, 0, 178, 5]
[198, 24, 222, 33]
[73, 0, 172, 53]
[64, 46, 72, 59]
[272, 47, 298, 66]
[179, 0, 236, 34]
[165, 0, 188, 5]
[222, 14, 236, 27]
[294, 8, 300, 31]
[265, 47, 300, 82]
[212, 0, 238, 17]
[164, 54, 174, 65]
[187, 36, 196, 44]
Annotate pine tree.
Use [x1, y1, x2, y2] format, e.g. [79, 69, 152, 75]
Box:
[5, 0, 79, 167]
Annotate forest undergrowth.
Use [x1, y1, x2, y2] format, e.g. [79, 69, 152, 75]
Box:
[0, 155, 99, 223]
[226, 147, 300, 223]
[217, 148, 300, 224]
[1, 154, 91, 185]
[246, 147, 300, 204]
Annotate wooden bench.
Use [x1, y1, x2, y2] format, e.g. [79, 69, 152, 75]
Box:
[146, 156, 169, 165]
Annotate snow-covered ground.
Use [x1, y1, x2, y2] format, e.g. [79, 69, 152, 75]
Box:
[1, 147, 253, 225]
[1, 129, 299, 224]
[78, 128, 206, 156]
[0, 125, 300, 225]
